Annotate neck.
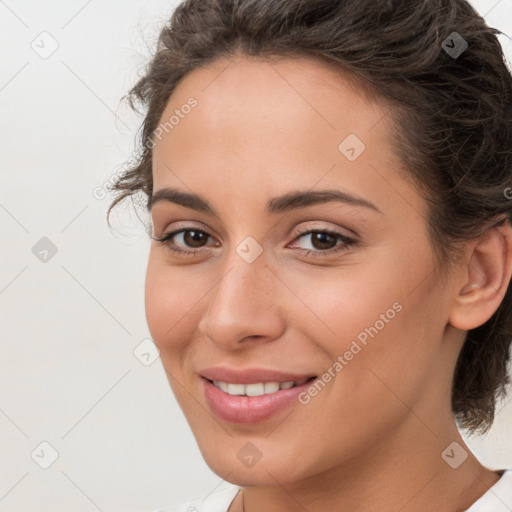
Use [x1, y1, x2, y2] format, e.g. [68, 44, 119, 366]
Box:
[232, 417, 500, 512]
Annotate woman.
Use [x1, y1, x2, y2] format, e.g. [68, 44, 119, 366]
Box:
[108, 0, 512, 510]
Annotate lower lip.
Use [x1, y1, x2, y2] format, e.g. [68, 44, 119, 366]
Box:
[202, 377, 316, 423]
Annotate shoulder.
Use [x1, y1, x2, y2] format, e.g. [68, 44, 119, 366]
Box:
[152, 483, 241, 512]
[465, 470, 512, 512]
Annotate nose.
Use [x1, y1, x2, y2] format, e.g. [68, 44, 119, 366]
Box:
[197, 247, 286, 350]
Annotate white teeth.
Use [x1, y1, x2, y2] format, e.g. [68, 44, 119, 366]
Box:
[264, 382, 280, 393]
[227, 383, 245, 395]
[211, 379, 310, 396]
[215, 380, 228, 393]
[245, 383, 265, 396]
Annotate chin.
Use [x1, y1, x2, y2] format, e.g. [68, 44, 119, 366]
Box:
[196, 438, 318, 487]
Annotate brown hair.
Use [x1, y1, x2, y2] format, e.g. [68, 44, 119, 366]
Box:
[107, 0, 512, 434]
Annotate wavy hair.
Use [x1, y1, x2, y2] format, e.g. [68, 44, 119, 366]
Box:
[107, 0, 512, 433]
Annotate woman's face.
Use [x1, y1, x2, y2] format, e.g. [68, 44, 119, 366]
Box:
[146, 56, 462, 485]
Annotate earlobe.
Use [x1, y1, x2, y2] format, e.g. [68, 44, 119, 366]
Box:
[449, 218, 512, 331]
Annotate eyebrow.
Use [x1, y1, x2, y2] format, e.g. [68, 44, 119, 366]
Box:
[148, 187, 382, 216]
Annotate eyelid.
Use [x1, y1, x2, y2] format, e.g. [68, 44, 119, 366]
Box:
[287, 220, 358, 247]
[290, 221, 357, 239]
[154, 222, 358, 257]
[154, 225, 352, 245]
[287, 225, 356, 254]
[154, 226, 219, 248]
[153, 218, 215, 237]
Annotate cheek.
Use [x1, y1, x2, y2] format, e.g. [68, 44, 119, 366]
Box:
[279, 243, 442, 394]
[144, 254, 205, 409]
[277, 257, 412, 352]
[144, 252, 199, 353]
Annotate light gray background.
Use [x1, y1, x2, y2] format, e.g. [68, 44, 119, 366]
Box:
[1, 1, 511, 511]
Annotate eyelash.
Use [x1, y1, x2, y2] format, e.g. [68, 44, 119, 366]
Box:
[152, 226, 357, 259]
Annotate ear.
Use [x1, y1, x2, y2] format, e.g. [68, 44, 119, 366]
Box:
[449, 217, 512, 331]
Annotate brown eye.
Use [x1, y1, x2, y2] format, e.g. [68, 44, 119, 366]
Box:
[182, 230, 209, 248]
[290, 228, 356, 258]
[153, 228, 218, 256]
[309, 232, 338, 250]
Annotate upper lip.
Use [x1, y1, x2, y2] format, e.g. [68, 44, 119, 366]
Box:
[199, 366, 317, 384]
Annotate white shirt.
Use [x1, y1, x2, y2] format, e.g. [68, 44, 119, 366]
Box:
[155, 469, 512, 512]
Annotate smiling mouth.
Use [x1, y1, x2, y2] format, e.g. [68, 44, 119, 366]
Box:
[203, 376, 317, 397]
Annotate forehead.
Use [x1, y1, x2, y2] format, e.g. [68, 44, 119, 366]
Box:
[165, 54, 390, 133]
[149, 55, 422, 220]
[154, 56, 396, 163]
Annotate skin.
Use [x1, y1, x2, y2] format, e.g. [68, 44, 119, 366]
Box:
[145, 55, 512, 512]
